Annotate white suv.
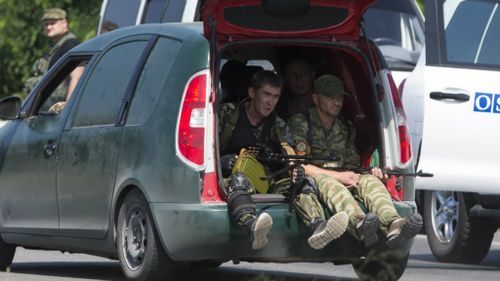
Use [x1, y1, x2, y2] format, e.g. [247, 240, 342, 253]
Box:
[402, 0, 500, 264]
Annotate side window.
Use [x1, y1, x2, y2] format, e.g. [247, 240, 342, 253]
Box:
[161, 0, 186, 22]
[30, 57, 90, 116]
[73, 41, 148, 127]
[100, 0, 142, 33]
[143, 0, 168, 23]
[127, 37, 181, 125]
[441, 1, 500, 67]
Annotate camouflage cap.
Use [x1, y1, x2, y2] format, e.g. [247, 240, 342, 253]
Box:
[41, 8, 67, 21]
[313, 74, 350, 97]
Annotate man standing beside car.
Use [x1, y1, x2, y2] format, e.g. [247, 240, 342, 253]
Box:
[288, 74, 423, 249]
[24, 8, 82, 105]
[219, 70, 349, 250]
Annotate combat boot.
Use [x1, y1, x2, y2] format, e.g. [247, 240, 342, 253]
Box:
[356, 212, 380, 247]
[248, 212, 273, 250]
[385, 213, 423, 249]
[307, 211, 348, 250]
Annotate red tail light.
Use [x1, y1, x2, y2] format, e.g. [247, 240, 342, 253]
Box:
[387, 72, 412, 164]
[176, 70, 209, 170]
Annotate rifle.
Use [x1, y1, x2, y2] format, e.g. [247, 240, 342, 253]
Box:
[254, 150, 433, 180]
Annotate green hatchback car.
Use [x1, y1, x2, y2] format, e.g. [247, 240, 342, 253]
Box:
[0, 1, 419, 281]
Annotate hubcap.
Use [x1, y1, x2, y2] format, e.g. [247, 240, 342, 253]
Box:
[431, 191, 459, 243]
[122, 208, 147, 270]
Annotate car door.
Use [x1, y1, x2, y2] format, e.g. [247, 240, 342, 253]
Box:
[56, 36, 152, 238]
[416, 0, 500, 192]
[0, 56, 91, 235]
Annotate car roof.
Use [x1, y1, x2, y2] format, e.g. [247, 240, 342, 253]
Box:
[72, 22, 204, 53]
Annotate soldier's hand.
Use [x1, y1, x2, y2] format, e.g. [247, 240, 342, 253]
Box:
[371, 167, 388, 181]
[221, 154, 237, 177]
[291, 165, 305, 183]
[337, 171, 360, 188]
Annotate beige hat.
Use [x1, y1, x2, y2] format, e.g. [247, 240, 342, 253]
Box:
[41, 8, 67, 21]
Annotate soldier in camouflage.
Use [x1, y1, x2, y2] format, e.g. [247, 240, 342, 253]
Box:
[288, 74, 423, 249]
[219, 70, 348, 250]
[24, 8, 82, 112]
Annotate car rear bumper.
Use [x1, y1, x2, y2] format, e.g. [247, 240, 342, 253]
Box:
[149, 200, 417, 262]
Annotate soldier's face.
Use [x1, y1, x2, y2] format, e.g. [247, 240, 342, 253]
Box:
[43, 19, 68, 40]
[313, 94, 344, 118]
[284, 61, 315, 97]
[248, 84, 281, 118]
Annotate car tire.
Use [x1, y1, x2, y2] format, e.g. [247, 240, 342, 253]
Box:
[352, 254, 409, 281]
[424, 190, 495, 263]
[117, 190, 174, 281]
[0, 236, 15, 271]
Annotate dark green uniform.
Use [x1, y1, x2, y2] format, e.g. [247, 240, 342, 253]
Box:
[289, 107, 401, 237]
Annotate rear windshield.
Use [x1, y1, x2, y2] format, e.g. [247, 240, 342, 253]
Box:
[224, 5, 348, 31]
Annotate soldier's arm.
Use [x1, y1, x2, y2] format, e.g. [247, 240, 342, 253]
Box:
[287, 113, 308, 145]
[66, 65, 84, 99]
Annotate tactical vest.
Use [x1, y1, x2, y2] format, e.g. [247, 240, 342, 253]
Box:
[220, 99, 288, 155]
[24, 32, 77, 95]
[303, 110, 353, 168]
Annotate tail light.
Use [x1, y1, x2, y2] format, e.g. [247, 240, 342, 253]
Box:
[176, 70, 209, 169]
[387, 72, 412, 164]
[398, 78, 407, 99]
[176, 69, 223, 203]
[386, 72, 411, 201]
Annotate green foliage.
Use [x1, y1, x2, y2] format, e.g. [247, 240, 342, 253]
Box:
[0, 0, 101, 98]
[417, 0, 425, 12]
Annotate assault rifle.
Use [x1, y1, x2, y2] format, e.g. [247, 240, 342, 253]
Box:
[256, 150, 433, 181]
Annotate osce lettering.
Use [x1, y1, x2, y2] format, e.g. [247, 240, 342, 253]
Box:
[474, 92, 500, 113]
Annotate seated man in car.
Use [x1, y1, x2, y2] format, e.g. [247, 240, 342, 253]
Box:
[288, 74, 423, 249]
[276, 57, 316, 120]
[219, 70, 348, 250]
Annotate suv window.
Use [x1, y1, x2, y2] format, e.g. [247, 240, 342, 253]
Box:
[101, 0, 142, 32]
[73, 41, 148, 127]
[364, 0, 424, 70]
[442, 0, 500, 67]
[127, 37, 182, 125]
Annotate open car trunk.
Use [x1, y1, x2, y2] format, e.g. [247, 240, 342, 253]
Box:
[214, 40, 404, 203]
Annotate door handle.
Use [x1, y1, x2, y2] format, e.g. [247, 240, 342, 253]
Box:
[43, 140, 58, 158]
[430, 91, 470, 102]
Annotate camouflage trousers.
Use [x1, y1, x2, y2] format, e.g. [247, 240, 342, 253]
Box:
[294, 173, 400, 238]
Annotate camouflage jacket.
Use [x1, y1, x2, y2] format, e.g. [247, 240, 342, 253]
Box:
[219, 100, 292, 156]
[288, 107, 360, 168]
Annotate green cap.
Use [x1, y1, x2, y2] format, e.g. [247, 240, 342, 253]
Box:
[41, 8, 67, 21]
[313, 74, 350, 97]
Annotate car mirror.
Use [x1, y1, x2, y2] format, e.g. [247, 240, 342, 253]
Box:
[0, 96, 22, 120]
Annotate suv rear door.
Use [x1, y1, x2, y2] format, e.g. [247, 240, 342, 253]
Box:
[202, 0, 375, 43]
[416, 0, 500, 193]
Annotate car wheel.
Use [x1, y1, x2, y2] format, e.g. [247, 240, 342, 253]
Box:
[424, 190, 495, 263]
[0, 237, 15, 271]
[117, 190, 174, 281]
[352, 254, 409, 281]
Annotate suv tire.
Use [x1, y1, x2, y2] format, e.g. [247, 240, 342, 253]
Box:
[0, 236, 15, 271]
[352, 254, 408, 281]
[117, 190, 173, 281]
[424, 190, 495, 263]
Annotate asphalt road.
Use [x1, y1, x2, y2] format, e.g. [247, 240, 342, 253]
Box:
[2, 233, 500, 281]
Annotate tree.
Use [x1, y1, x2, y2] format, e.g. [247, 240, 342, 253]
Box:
[0, 0, 101, 98]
